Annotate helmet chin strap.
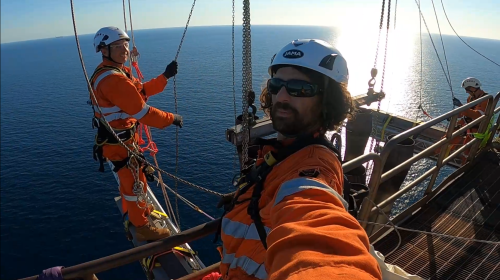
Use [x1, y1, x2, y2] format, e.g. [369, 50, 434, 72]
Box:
[102, 45, 121, 64]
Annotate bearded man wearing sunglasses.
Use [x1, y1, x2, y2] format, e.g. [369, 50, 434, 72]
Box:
[215, 39, 382, 280]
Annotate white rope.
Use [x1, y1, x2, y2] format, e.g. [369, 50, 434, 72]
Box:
[153, 175, 215, 221]
[361, 220, 500, 246]
[365, 198, 402, 257]
[120, 0, 180, 229]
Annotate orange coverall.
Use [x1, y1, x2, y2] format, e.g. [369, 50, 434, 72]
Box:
[440, 93, 489, 163]
[220, 142, 382, 280]
[91, 60, 175, 227]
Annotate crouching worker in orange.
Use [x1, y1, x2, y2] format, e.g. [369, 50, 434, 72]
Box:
[215, 39, 382, 280]
[90, 26, 183, 241]
[437, 77, 489, 164]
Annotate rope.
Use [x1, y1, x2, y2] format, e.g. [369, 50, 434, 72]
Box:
[122, 0, 179, 229]
[172, 0, 198, 227]
[153, 175, 215, 221]
[361, 221, 500, 246]
[440, 0, 500, 68]
[417, 1, 425, 122]
[365, 198, 401, 258]
[431, 0, 454, 99]
[360, 197, 500, 261]
[154, 155, 180, 229]
[69, 0, 222, 199]
[127, 0, 136, 48]
[394, 0, 397, 29]
[122, 0, 128, 34]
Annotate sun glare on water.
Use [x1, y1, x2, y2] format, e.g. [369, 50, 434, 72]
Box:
[333, 26, 420, 118]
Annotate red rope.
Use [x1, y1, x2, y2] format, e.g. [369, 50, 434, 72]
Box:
[132, 61, 145, 81]
[418, 105, 433, 119]
[201, 272, 222, 280]
[139, 124, 159, 156]
[132, 51, 158, 156]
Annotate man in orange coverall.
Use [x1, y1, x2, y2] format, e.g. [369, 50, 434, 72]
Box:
[215, 39, 382, 280]
[438, 77, 489, 164]
[90, 26, 182, 241]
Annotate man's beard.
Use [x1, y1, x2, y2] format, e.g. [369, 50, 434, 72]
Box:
[271, 102, 319, 136]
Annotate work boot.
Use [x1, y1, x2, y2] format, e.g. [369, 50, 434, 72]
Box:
[135, 222, 171, 242]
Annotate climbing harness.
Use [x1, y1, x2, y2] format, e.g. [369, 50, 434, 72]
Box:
[214, 134, 369, 249]
[71, 0, 222, 205]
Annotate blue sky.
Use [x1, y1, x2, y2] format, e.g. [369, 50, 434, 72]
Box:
[1, 0, 499, 43]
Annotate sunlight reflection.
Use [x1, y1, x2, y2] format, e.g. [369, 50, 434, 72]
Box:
[332, 27, 420, 119]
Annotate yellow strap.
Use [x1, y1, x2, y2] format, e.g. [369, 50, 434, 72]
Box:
[472, 116, 495, 149]
[380, 115, 393, 142]
[173, 246, 196, 255]
[264, 152, 277, 166]
[152, 210, 168, 218]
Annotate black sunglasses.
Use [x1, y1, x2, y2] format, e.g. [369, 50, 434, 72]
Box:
[267, 78, 322, 97]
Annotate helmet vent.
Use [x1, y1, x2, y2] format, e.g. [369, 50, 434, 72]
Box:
[319, 54, 337, 70]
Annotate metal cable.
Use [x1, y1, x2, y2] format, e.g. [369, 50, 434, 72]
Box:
[414, 0, 455, 99]
[440, 0, 500, 68]
[431, 0, 454, 98]
[70, 0, 222, 198]
[172, 0, 198, 227]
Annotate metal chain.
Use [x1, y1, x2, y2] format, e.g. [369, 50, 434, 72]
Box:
[367, 0, 391, 177]
[171, 0, 197, 227]
[241, 0, 252, 171]
[379, 0, 391, 92]
[373, 0, 386, 68]
[175, 0, 197, 61]
[232, 0, 238, 179]
[129, 150, 147, 209]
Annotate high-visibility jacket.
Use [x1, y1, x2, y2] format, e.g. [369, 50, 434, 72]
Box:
[457, 92, 489, 132]
[90, 60, 175, 131]
[220, 143, 382, 280]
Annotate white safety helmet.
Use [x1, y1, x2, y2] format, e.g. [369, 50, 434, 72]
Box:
[461, 77, 481, 89]
[269, 39, 349, 85]
[93, 26, 130, 53]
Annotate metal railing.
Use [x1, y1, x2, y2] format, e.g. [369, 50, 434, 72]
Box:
[358, 92, 500, 239]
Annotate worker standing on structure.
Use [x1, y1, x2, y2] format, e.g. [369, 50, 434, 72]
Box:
[216, 39, 382, 280]
[90, 26, 182, 241]
[442, 77, 489, 164]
